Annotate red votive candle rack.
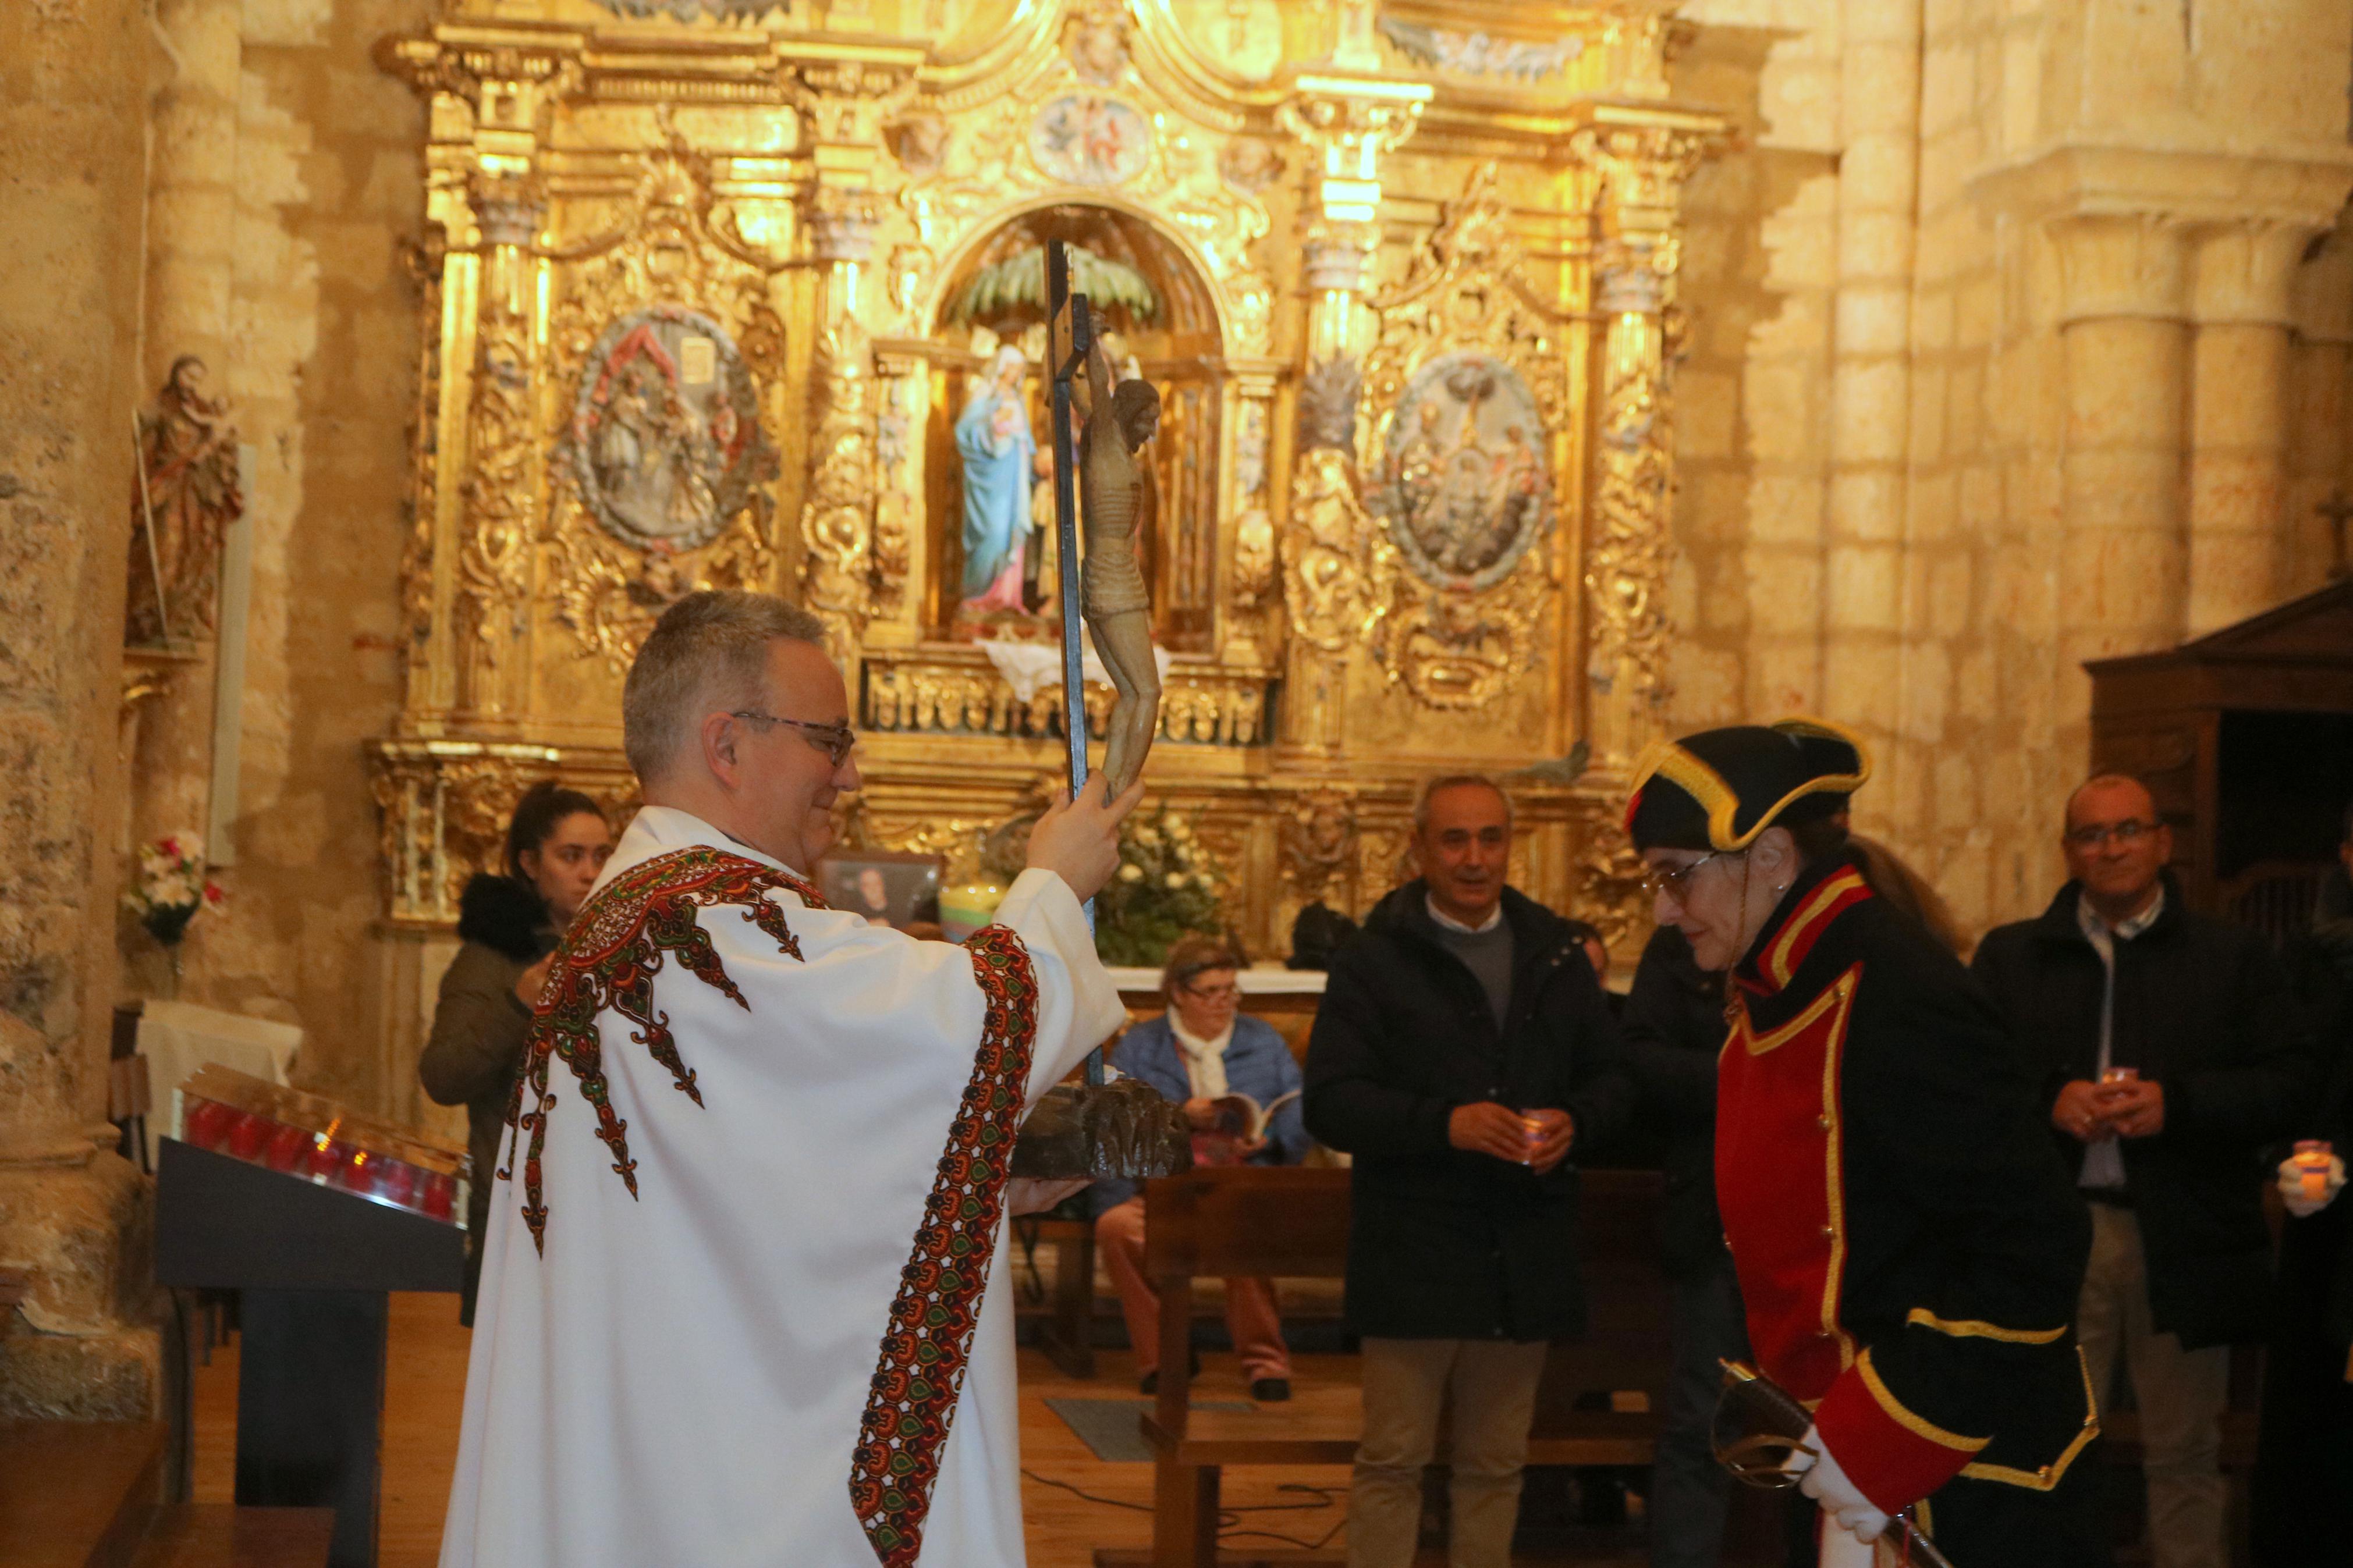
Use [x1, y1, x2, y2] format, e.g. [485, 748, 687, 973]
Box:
[172, 1064, 468, 1228]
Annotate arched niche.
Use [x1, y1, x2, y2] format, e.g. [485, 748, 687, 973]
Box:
[920, 202, 1226, 649]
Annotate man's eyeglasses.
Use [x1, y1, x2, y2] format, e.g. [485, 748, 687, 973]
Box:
[729, 710, 858, 768]
[2064, 819, 2158, 850]
[1639, 849, 1740, 900]
[1179, 980, 1241, 1002]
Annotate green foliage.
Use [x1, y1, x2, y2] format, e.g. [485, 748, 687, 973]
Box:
[942, 243, 1160, 326]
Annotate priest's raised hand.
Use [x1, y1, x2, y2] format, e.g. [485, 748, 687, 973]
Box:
[1025, 770, 1149, 903]
[438, 590, 1133, 1568]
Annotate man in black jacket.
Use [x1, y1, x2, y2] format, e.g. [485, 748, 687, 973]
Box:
[1620, 924, 1749, 1568]
[1305, 775, 1634, 1568]
[1974, 774, 2311, 1568]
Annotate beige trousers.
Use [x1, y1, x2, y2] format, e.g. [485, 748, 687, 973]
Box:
[2076, 1203, 2228, 1568]
[1347, 1336, 1548, 1568]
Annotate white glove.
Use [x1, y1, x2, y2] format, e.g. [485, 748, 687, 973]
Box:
[2279, 1153, 2347, 1219]
[1796, 1424, 1891, 1546]
[1816, 1525, 1878, 1568]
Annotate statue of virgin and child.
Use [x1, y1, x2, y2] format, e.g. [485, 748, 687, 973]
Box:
[956, 345, 1050, 616]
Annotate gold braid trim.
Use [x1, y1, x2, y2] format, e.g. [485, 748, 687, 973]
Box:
[1904, 1309, 2067, 1346]
[1957, 1347, 2101, 1491]
[1856, 1350, 1990, 1455]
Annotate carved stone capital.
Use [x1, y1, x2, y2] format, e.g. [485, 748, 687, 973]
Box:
[1594, 237, 1677, 314]
[1302, 226, 1375, 293]
[1280, 74, 1431, 225]
[377, 36, 581, 131]
[1568, 114, 1729, 238]
[467, 169, 547, 250]
[780, 55, 920, 149]
[804, 187, 884, 265]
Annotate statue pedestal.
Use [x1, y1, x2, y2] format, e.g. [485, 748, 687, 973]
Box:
[1010, 1079, 1192, 1182]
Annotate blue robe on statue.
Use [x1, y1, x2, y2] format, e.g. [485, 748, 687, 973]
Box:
[956, 387, 1035, 602]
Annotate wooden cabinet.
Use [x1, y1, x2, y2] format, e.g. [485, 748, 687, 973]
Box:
[2088, 579, 2353, 937]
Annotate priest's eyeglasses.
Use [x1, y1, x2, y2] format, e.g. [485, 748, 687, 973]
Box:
[2063, 819, 2156, 849]
[1640, 849, 1740, 900]
[729, 710, 858, 767]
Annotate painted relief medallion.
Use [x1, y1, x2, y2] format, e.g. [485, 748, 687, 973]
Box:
[1030, 95, 1152, 187]
[1372, 352, 1552, 592]
[570, 304, 773, 553]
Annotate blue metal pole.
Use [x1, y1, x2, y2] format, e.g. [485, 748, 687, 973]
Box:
[1045, 241, 1106, 1087]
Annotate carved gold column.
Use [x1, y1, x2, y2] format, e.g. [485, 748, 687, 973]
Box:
[1275, 69, 1426, 755]
[786, 55, 914, 677]
[1568, 112, 1725, 773]
[1280, 72, 1426, 365]
[451, 168, 545, 729]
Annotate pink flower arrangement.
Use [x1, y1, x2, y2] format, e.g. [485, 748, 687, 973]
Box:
[122, 832, 226, 947]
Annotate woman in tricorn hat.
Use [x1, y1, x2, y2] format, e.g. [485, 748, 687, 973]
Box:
[1626, 719, 2106, 1566]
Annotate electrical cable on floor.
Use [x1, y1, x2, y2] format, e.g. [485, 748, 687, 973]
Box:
[1020, 1471, 1347, 1551]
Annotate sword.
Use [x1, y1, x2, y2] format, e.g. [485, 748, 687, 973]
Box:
[1715, 1360, 1961, 1568]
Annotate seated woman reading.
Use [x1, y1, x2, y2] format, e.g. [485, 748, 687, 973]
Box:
[1092, 936, 1309, 1400]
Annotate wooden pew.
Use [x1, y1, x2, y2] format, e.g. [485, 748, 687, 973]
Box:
[0, 1420, 331, 1568]
[1109, 1165, 1669, 1568]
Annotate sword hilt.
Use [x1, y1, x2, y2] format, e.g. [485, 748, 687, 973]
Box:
[1715, 1361, 1962, 1568]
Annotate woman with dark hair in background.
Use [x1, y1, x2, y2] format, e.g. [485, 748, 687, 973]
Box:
[420, 781, 613, 1323]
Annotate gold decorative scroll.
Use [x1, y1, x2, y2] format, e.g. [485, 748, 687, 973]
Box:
[1357, 162, 1567, 710]
[798, 320, 881, 671]
[538, 140, 792, 673]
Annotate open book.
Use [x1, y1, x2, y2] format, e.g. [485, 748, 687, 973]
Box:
[1204, 1088, 1301, 1144]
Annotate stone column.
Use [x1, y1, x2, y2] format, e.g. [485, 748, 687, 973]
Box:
[126, 0, 245, 856]
[1824, 0, 1920, 767]
[0, 0, 164, 1416]
[2050, 214, 2192, 757]
[2185, 221, 2309, 633]
[2288, 212, 2353, 591]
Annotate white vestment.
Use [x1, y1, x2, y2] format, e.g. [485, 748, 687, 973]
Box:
[438, 806, 1125, 1568]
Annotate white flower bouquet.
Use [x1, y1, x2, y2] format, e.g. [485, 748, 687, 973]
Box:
[1089, 805, 1227, 967]
[122, 831, 225, 947]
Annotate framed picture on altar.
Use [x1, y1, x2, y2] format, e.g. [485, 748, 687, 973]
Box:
[817, 851, 946, 932]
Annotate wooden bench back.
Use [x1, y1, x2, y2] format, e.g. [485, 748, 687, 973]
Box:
[1140, 1164, 1673, 1398]
[1141, 1166, 1351, 1285]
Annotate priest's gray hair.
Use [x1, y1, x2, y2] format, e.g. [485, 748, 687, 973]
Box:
[1410, 773, 1514, 838]
[623, 590, 827, 783]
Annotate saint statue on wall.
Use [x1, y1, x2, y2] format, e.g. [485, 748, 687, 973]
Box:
[956, 344, 1047, 616]
[127, 355, 243, 647]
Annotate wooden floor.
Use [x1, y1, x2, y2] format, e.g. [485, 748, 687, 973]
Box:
[188, 1292, 1367, 1567]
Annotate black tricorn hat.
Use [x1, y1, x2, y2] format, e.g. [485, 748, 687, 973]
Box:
[1623, 717, 1872, 853]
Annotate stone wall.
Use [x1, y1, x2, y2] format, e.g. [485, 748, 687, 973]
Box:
[1670, 0, 2353, 936]
[95, 0, 2353, 1144]
[136, 0, 431, 1117]
[0, 0, 164, 1417]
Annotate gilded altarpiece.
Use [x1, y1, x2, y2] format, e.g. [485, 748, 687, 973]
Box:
[368, 0, 1726, 1125]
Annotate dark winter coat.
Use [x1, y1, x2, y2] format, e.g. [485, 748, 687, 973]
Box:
[1971, 876, 2314, 1349]
[1620, 925, 1731, 1282]
[418, 873, 554, 1323]
[2251, 919, 2353, 1555]
[1303, 881, 1635, 1341]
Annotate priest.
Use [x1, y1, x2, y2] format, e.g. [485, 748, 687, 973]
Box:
[439, 589, 1140, 1568]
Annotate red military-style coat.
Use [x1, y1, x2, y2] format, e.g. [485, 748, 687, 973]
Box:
[1716, 855, 2100, 1517]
